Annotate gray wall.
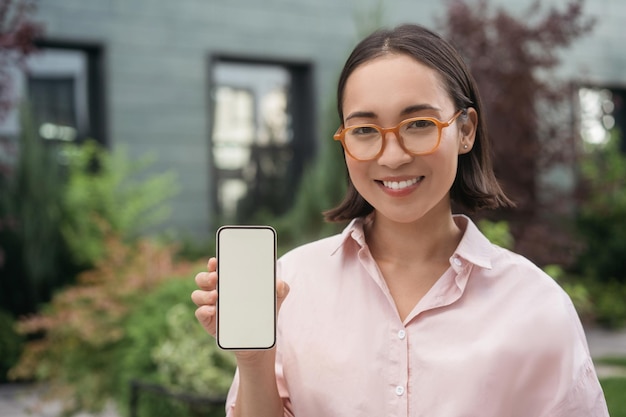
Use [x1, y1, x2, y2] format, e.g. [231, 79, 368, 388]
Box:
[32, 0, 626, 238]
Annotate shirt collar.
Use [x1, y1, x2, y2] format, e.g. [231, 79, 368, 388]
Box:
[330, 214, 494, 270]
[451, 215, 493, 270]
[330, 215, 371, 255]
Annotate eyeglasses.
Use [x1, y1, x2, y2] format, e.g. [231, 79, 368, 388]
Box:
[333, 110, 464, 161]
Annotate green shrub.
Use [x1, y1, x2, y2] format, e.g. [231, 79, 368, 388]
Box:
[0, 309, 23, 382]
[152, 302, 236, 397]
[10, 225, 232, 417]
[0, 106, 70, 316]
[1, 118, 179, 318]
[114, 276, 235, 417]
[477, 219, 514, 250]
[114, 278, 195, 397]
[571, 132, 626, 329]
[575, 131, 626, 286]
[590, 281, 626, 329]
[60, 140, 179, 267]
[10, 230, 194, 416]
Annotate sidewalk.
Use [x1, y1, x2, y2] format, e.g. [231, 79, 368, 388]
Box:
[586, 325, 626, 378]
[0, 384, 120, 417]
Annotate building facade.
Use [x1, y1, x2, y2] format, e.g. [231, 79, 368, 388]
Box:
[1, 0, 624, 239]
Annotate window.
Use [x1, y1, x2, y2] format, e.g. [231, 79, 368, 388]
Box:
[30, 43, 106, 146]
[209, 59, 315, 222]
[0, 42, 106, 180]
[578, 86, 626, 151]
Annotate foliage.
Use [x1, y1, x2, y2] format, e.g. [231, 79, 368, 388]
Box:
[477, 219, 514, 249]
[60, 140, 179, 267]
[442, 0, 594, 207]
[152, 303, 236, 396]
[600, 377, 626, 417]
[113, 279, 192, 405]
[9, 225, 232, 416]
[0, 308, 23, 382]
[569, 131, 626, 329]
[0, 0, 43, 280]
[440, 0, 594, 266]
[114, 277, 234, 417]
[574, 132, 626, 285]
[0, 105, 70, 316]
[588, 281, 626, 329]
[9, 228, 194, 417]
[1, 127, 178, 318]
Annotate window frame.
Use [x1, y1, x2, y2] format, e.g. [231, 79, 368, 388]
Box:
[206, 53, 316, 220]
[33, 39, 108, 146]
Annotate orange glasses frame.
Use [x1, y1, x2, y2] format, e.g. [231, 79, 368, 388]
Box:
[333, 109, 464, 161]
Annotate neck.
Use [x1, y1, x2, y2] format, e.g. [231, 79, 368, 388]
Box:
[365, 210, 462, 267]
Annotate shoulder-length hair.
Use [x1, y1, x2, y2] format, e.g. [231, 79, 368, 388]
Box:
[324, 24, 514, 222]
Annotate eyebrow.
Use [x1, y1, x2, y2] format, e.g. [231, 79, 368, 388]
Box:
[345, 104, 442, 122]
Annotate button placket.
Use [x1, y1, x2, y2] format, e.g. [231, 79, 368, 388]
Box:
[388, 324, 408, 411]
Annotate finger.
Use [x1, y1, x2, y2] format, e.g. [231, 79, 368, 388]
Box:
[195, 305, 216, 336]
[207, 257, 217, 272]
[276, 280, 290, 312]
[191, 289, 217, 307]
[195, 271, 217, 291]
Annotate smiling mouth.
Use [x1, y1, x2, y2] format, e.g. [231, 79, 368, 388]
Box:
[380, 177, 423, 190]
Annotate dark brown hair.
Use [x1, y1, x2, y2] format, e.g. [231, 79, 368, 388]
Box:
[324, 24, 514, 222]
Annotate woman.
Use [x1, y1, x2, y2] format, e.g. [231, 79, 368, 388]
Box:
[192, 24, 608, 416]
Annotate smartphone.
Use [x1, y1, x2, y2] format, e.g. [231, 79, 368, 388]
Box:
[216, 225, 277, 350]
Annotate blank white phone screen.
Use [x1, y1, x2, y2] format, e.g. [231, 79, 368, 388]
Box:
[217, 226, 276, 350]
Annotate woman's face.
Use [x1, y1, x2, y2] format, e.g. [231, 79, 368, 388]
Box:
[341, 53, 475, 225]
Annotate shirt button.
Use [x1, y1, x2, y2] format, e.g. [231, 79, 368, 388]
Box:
[397, 330, 406, 340]
[395, 386, 405, 396]
[452, 257, 462, 266]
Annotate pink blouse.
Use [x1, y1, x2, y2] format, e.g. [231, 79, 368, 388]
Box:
[226, 215, 609, 416]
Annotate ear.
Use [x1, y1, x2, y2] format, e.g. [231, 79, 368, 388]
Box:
[458, 107, 477, 155]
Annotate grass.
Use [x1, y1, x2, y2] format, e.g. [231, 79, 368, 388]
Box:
[601, 377, 626, 417]
[598, 356, 626, 416]
[596, 356, 626, 368]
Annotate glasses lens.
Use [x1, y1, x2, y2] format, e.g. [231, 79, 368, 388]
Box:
[343, 126, 382, 159]
[400, 119, 439, 153]
[342, 118, 441, 159]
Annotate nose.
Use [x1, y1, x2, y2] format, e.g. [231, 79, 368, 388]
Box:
[376, 132, 413, 168]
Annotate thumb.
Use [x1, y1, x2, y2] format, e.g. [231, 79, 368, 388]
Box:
[276, 279, 290, 312]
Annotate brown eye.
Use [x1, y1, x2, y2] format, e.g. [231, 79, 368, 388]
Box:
[351, 126, 379, 136]
[406, 119, 436, 130]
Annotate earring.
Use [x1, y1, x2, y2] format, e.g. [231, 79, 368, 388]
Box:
[463, 144, 468, 149]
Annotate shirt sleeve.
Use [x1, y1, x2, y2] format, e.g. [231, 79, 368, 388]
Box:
[543, 353, 609, 416]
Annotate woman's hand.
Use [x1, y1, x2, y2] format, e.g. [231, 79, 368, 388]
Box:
[191, 257, 290, 359]
[193, 257, 289, 415]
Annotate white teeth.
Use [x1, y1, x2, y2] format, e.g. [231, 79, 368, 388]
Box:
[382, 177, 420, 190]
